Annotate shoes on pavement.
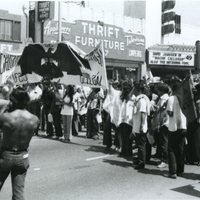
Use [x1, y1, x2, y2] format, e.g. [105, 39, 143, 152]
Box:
[52, 136, 58, 139]
[134, 163, 145, 170]
[163, 173, 177, 179]
[63, 139, 71, 143]
[157, 162, 168, 168]
[92, 135, 99, 140]
[85, 135, 92, 139]
[133, 160, 139, 165]
[104, 146, 111, 150]
[177, 173, 183, 177]
[58, 136, 64, 140]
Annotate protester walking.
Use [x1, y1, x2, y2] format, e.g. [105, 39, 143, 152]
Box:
[0, 87, 39, 200]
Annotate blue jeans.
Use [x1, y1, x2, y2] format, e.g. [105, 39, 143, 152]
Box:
[0, 150, 29, 200]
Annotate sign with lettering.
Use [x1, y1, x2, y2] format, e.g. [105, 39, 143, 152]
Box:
[38, 1, 54, 21]
[0, 51, 42, 85]
[0, 42, 108, 89]
[43, 20, 145, 62]
[148, 51, 195, 67]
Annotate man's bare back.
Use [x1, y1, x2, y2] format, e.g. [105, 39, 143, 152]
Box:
[0, 109, 39, 151]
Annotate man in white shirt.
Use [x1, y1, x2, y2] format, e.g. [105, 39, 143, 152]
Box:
[165, 78, 187, 179]
[132, 82, 150, 170]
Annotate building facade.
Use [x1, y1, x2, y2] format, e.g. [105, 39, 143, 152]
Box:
[29, 1, 146, 81]
[124, 0, 200, 79]
[0, 9, 27, 53]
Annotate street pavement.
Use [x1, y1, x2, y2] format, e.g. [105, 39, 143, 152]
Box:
[1, 130, 200, 200]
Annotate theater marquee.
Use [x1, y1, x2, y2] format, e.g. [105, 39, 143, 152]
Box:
[148, 50, 195, 67]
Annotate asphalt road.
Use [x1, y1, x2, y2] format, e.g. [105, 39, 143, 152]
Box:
[1, 130, 200, 200]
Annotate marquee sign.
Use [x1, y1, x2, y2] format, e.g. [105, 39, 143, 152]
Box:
[148, 50, 195, 67]
[43, 20, 145, 62]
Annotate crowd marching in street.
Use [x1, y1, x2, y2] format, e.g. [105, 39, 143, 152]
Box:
[1, 74, 200, 198]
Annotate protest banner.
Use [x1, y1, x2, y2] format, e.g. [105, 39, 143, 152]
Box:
[0, 42, 108, 89]
[16, 41, 108, 89]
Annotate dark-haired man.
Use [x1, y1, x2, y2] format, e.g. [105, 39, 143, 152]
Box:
[0, 87, 39, 200]
[132, 82, 151, 170]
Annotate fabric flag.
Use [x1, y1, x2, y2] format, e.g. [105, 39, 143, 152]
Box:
[173, 75, 197, 122]
[16, 41, 108, 89]
[53, 41, 108, 89]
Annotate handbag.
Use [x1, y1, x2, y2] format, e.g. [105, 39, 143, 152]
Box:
[96, 113, 102, 123]
[147, 132, 155, 144]
[47, 113, 53, 123]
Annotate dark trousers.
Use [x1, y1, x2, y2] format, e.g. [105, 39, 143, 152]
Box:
[41, 106, 46, 131]
[86, 109, 98, 137]
[44, 110, 53, 136]
[72, 110, 79, 136]
[52, 109, 62, 137]
[120, 123, 133, 155]
[185, 120, 200, 163]
[168, 129, 186, 175]
[102, 112, 120, 148]
[159, 125, 168, 163]
[146, 137, 152, 162]
[135, 133, 147, 164]
[103, 112, 112, 147]
[154, 130, 162, 158]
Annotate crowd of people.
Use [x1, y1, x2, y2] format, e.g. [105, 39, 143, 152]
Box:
[0, 78, 105, 143]
[102, 75, 200, 179]
[0, 74, 200, 199]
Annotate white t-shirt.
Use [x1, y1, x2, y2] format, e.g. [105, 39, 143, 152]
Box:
[61, 95, 74, 116]
[132, 96, 148, 134]
[118, 95, 136, 126]
[28, 86, 42, 101]
[166, 95, 187, 132]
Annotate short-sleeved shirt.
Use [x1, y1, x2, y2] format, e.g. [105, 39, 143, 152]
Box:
[61, 95, 74, 116]
[132, 96, 148, 134]
[166, 95, 187, 132]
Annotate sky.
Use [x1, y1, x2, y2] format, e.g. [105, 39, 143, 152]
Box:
[1, 0, 200, 27]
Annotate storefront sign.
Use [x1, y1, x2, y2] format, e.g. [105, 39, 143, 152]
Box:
[0, 43, 21, 52]
[43, 20, 145, 62]
[38, 1, 54, 21]
[148, 51, 195, 67]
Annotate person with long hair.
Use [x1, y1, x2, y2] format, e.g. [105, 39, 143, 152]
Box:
[60, 85, 74, 143]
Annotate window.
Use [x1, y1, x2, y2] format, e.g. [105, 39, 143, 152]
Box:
[0, 20, 21, 41]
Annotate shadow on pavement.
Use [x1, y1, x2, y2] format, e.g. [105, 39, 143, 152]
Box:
[137, 168, 200, 181]
[171, 183, 200, 198]
[102, 159, 133, 168]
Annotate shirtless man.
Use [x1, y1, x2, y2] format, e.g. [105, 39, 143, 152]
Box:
[0, 87, 39, 200]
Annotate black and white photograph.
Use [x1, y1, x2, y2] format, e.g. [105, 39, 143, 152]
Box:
[0, 0, 200, 199]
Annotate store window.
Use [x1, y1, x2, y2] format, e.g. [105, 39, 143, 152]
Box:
[0, 20, 20, 41]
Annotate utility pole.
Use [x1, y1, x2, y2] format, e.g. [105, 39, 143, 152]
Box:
[58, 1, 62, 42]
[22, 5, 29, 38]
